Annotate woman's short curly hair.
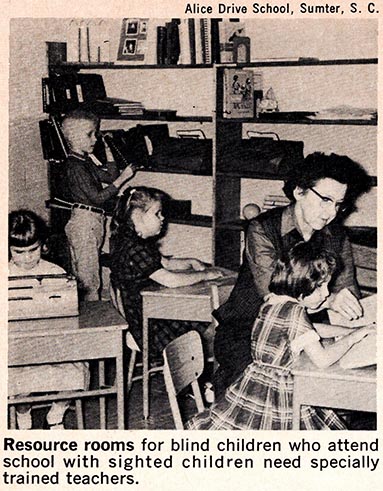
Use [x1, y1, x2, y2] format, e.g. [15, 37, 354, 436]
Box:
[283, 152, 371, 214]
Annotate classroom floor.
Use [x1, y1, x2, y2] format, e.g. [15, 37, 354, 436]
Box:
[31, 370, 196, 430]
[29, 367, 376, 431]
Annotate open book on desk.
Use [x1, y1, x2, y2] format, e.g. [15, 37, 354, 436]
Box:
[327, 295, 377, 370]
[339, 332, 376, 369]
[328, 294, 376, 328]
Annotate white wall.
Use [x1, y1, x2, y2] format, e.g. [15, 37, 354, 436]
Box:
[247, 19, 377, 60]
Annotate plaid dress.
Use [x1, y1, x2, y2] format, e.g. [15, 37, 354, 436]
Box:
[187, 296, 346, 430]
[109, 224, 209, 359]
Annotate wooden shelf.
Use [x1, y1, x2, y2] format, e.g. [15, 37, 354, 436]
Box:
[217, 117, 377, 126]
[49, 62, 213, 71]
[219, 58, 378, 69]
[50, 58, 377, 72]
[98, 113, 212, 122]
[216, 170, 286, 181]
[168, 215, 212, 228]
[216, 220, 246, 231]
[141, 167, 212, 177]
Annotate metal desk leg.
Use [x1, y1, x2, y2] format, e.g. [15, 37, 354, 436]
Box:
[75, 399, 84, 429]
[116, 332, 125, 429]
[98, 360, 106, 429]
[9, 405, 17, 429]
[143, 313, 149, 419]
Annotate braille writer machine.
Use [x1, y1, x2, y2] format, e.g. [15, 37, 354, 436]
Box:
[8, 274, 79, 332]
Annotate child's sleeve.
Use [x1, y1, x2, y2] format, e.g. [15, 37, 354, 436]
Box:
[290, 307, 320, 358]
[94, 160, 120, 184]
[110, 235, 162, 284]
[68, 163, 118, 206]
[290, 330, 320, 358]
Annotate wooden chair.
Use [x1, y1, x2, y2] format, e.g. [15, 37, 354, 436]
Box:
[109, 284, 163, 396]
[111, 279, 235, 420]
[163, 330, 205, 430]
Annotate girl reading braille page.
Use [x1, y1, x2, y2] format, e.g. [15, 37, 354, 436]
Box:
[187, 242, 374, 430]
[109, 186, 223, 360]
[8, 210, 89, 430]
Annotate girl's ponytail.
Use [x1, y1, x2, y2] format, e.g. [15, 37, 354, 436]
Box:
[111, 188, 135, 233]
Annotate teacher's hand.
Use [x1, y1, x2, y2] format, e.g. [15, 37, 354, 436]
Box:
[328, 288, 363, 320]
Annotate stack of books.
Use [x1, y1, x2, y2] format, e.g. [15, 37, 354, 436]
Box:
[92, 97, 144, 116]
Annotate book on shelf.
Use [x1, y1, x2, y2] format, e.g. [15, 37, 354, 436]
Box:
[156, 19, 181, 65]
[92, 99, 144, 116]
[211, 19, 220, 64]
[200, 18, 211, 64]
[178, 19, 192, 64]
[223, 68, 254, 119]
[157, 26, 167, 64]
[188, 19, 196, 65]
[262, 195, 291, 211]
[194, 19, 203, 64]
[166, 19, 181, 65]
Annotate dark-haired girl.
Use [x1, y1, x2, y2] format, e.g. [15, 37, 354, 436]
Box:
[187, 242, 374, 430]
[8, 210, 89, 429]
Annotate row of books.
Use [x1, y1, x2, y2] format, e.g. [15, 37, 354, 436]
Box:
[156, 18, 246, 66]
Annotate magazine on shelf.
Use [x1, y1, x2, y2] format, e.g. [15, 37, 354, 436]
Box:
[223, 68, 254, 119]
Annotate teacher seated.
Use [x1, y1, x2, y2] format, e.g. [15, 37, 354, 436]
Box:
[213, 152, 371, 395]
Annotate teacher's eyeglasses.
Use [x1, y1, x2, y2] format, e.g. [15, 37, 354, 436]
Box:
[308, 187, 347, 213]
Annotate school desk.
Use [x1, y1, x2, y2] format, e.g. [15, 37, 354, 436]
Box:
[8, 301, 128, 429]
[291, 353, 376, 430]
[140, 270, 237, 419]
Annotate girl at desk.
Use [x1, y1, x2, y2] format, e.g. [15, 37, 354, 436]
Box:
[187, 242, 374, 430]
[109, 186, 223, 359]
[8, 210, 89, 430]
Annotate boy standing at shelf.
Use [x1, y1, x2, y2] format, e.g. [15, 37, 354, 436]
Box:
[61, 109, 135, 301]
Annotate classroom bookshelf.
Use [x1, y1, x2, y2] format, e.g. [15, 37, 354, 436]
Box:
[45, 49, 377, 287]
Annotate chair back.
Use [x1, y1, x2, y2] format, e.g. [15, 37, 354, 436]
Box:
[163, 330, 205, 429]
